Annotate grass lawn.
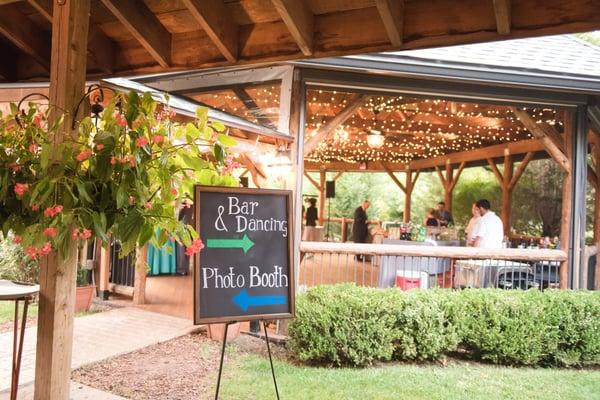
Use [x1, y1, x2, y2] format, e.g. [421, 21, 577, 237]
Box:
[220, 353, 600, 400]
[0, 300, 38, 324]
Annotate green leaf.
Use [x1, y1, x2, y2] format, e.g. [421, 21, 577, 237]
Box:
[217, 134, 237, 147]
[138, 222, 154, 246]
[125, 91, 140, 126]
[40, 143, 50, 170]
[195, 107, 208, 123]
[76, 181, 93, 204]
[116, 184, 128, 209]
[212, 121, 226, 132]
[92, 212, 109, 242]
[213, 144, 225, 163]
[180, 152, 209, 171]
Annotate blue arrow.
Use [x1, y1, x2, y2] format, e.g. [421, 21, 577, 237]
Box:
[232, 289, 287, 312]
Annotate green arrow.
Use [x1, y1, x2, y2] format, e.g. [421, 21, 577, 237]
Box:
[206, 234, 255, 253]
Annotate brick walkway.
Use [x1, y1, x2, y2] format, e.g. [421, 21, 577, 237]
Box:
[0, 307, 194, 398]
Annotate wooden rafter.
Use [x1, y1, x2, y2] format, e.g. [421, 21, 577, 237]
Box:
[272, 0, 314, 56]
[449, 161, 466, 191]
[509, 151, 534, 189]
[383, 163, 406, 193]
[100, 0, 171, 67]
[27, 0, 114, 74]
[303, 95, 366, 155]
[332, 171, 344, 182]
[181, 0, 238, 62]
[492, 0, 511, 35]
[375, 0, 404, 46]
[435, 166, 446, 186]
[487, 158, 504, 184]
[0, 40, 17, 80]
[304, 172, 322, 190]
[511, 108, 570, 172]
[232, 86, 277, 130]
[0, 5, 50, 69]
[412, 170, 421, 186]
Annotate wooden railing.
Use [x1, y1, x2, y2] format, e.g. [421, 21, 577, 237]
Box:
[299, 241, 566, 290]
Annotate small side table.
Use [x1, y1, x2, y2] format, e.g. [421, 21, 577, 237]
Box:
[0, 280, 39, 400]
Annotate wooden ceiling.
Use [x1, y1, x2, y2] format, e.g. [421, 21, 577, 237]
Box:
[0, 0, 599, 82]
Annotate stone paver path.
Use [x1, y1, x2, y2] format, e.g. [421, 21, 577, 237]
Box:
[0, 381, 127, 400]
[0, 307, 193, 397]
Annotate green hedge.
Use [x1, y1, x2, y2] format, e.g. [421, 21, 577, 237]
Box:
[288, 285, 600, 367]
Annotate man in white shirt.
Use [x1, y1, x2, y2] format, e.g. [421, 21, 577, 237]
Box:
[471, 199, 504, 248]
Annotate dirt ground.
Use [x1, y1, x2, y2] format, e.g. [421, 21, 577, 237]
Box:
[72, 331, 286, 400]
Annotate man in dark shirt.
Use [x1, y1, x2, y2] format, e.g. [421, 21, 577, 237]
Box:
[435, 201, 454, 227]
[352, 200, 370, 261]
[302, 198, 319, 241]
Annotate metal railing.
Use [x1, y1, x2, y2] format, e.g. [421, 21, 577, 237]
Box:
[299, 242, 567, 290]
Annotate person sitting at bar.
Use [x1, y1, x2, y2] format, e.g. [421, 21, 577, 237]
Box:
[302, 198, 319, 241]
[465, 202, 482, 246]
[471, 199, 503, 248]
[435, 201, 454, 227]
[424, 208, 439, 227]
[352, 200, 370, 261]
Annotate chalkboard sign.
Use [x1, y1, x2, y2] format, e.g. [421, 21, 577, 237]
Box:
[193, 186, 295, 324]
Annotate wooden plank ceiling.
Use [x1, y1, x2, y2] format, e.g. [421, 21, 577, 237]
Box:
[0, 0, 599, 82]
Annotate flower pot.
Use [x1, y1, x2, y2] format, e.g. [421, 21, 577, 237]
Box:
[207, 322, 241, 342]
[75, 285, 95, 313]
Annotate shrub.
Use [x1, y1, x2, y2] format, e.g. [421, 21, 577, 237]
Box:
[0, 232, 39, 283]
[288, 285, 600, 368]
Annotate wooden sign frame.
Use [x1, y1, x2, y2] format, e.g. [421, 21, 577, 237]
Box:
[193, 185, 295, 325]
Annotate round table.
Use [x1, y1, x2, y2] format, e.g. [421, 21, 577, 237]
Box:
[0, 280, 39, 400]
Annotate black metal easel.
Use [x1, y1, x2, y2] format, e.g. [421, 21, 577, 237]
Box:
[214, 321, 280, 400]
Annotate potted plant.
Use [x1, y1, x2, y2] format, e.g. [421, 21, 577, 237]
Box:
[75, 263, 95, 313]
[0, 90, 238, 289]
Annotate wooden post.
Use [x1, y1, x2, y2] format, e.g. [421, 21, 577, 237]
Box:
[34, 1, 90, 399]
[403, 169, 419, 224]
[560, 112, 573, 289]
[444, 162, 454, 211]
[341, 217, 347, 242]
[133, 245, 147, 305]
[318, 169, 326, 225]
[592, 139, 600, 290]
[98, 242, 110, 300]
[501, 153, 513, 235]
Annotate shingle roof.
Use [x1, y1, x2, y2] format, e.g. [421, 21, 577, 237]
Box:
[385, 35, 600, 79]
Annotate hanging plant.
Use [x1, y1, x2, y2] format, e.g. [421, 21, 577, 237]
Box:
[0, 91, 238, 259]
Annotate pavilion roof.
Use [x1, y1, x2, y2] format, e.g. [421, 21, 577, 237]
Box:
[1, 0, 600, 83]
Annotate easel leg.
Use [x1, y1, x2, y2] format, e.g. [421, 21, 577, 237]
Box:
[11, 299, 29, 400]
[263, 321, 280, 400]
[214, 322, 230, 400]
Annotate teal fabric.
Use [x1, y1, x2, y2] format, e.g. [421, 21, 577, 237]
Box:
[147, 231, 177, 275]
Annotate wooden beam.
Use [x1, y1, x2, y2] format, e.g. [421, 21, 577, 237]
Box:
[487, 158, 504, 184]
[509, 151, 534, 189]
[492, 0, 511, 35]
[449, 161, 466, 192]
[232, 86, 278, 130]
[0, 40, 17, 80]
[100, 0, 171, 67]
[588, 165, 598, 191]
[271, 0, 314, 56]
[304, 95, 366, 155]
[27, 0, 114, 74]
[304, 172, 321, 190]
[332, 171, 344, 182]
[0, 5, 50, 70]
[133, 245, 147, 305]
[559, 111, 573, 289]
[435, 166, 446, 187]
[384, 168, 406, 193]
[34, 1, 90, 399]
[318, 170, 326, 225]
[375, 0, 404, 46]
[181, 0, 238, 62]
[511, 108, 570, 173]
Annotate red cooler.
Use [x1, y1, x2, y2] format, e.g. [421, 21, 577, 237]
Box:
[395, 271, 428, 291]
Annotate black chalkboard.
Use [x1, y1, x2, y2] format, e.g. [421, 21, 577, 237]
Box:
[193, 186, 295, 324]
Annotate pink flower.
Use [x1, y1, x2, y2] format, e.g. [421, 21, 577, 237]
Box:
[31, 203, 39, 211]
[152, 135, 164, 145]
[24, 247, 38, 259]
[144, 202, 152, 210]
[9, 162, 21, 172]
[39, 242, 52, 256]
[75, 148, 93, 162]
[95, 143, 105, 151]
[185, 239, 204, 256]
[43, 227, 57, 238]
[170, 188, 178, 196]
[128, 155, 136, 167]
[44, 205, 63, 218]
[13, 235, 22, 245]
[33, 112, 44, 128]
[28, 144, 40, 154]
[71, 228, 79, 241]
[115, 113, 127, 128]
[135, 136, 149, 147]
[80, 229, 92, 240]
[14, 183, 29, 197]
[110, 156, 116, 165]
